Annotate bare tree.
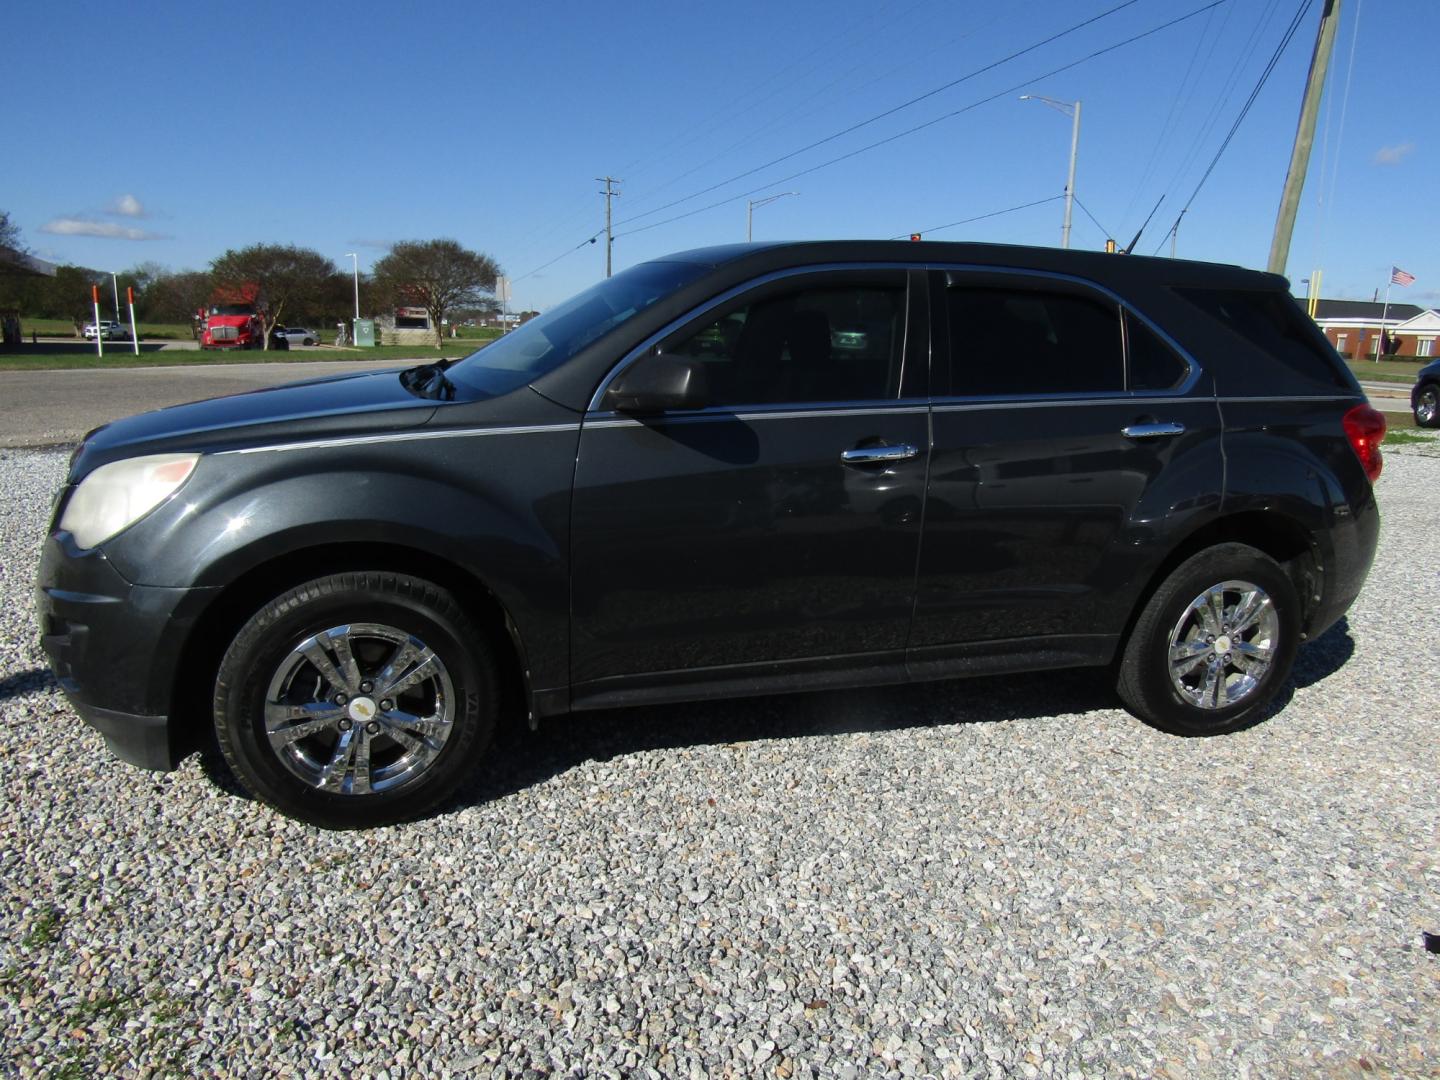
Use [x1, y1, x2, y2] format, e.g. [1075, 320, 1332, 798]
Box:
[210, 244, 337, 349]
[373, 240, 500, 348]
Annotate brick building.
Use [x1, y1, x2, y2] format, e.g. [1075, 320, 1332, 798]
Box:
[1313, 299, 1438, 359]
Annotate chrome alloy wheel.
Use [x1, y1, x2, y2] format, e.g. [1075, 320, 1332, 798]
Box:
[1418, 385, 1438, 426]
[1166, 580, 1279, 710]
[263, 623, 455, 796]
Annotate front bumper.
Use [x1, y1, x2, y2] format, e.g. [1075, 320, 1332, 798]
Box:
[36, 532, 217, 770]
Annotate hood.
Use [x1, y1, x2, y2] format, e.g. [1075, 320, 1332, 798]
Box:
[73, 367, 437, 476]
[206, 314, 253, 324]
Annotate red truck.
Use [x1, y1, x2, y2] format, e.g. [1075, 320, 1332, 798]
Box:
[199, 284, 264, 350]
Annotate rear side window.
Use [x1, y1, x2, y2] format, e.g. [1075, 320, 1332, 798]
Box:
[947, 287, 1124, 396]
[1126, 313, 1189, 391]
[1174, 288, 1349, 389]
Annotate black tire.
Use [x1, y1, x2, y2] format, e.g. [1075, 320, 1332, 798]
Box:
[213, 572, 498, 828]
[1117, 543, 1300, 736]
[1415, 381, 1440, 428]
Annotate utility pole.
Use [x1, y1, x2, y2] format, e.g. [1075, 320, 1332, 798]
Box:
[1019, 95, 1081, 249]
[746, 192, 799, 241]
[1268, 0, 1341, 275]
[597, 176, 621, 278]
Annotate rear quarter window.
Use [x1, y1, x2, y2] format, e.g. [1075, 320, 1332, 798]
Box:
[1174, 287, 1350, 390]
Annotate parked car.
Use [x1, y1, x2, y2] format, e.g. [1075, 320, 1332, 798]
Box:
[271, 326, 318, 348]
[36, 241, 1384, 828]
[82, 320, 129, 340]
[1412, 358, 1440, 427]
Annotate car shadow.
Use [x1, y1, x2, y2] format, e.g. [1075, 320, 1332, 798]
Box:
[189, 617, 1360, 819]
[0, 340, 187, 355]
[448, 666, 1116, 811]
[0, 667, 55, 703]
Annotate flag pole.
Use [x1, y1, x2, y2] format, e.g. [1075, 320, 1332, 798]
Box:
[1374, 276, 1392, 362]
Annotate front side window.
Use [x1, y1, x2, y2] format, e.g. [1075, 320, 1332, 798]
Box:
[947, 286, 1124, 396]
[668, 284, 906, 407]
[448, 258, 712, 397]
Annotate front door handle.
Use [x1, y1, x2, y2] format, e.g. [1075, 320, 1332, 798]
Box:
[1121, 421, 1186, 439]
[841, 443, 920, 465]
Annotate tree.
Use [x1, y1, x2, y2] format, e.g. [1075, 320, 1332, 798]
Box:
[38, 266, 107, 334]
[0, 211, 33, 309]
[0, 210, 24, 265]
[210, 244, 337, 350]
[138, 269, 213, 333]
[372, 239, 500, 348]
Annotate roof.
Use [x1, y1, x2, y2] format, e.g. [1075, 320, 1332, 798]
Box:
[1312, 299, 1426, 322]
[658, 240, 1285, 291]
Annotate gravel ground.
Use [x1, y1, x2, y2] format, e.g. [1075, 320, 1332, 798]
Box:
[1, 444, 1437, 1079]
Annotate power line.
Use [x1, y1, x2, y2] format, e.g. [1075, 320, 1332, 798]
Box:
[1070, 195, 1114, 242]
[892, 195, 1065, 240]
[609, 0, 1147, 231]
[511, 236, 599, 285]
[1155, 0, 1314, 253]
[614, 0, 1229, 241]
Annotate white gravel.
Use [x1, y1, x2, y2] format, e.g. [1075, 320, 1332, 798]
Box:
[1, 443, 1437, 1078]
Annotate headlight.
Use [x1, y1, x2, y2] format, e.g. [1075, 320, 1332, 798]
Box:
[59, 453, 200, 550]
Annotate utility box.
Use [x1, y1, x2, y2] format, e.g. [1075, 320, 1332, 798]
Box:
[354, 319, 376, 347]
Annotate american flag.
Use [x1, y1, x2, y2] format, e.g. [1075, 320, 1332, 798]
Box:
[1391, 266, 1415, 287]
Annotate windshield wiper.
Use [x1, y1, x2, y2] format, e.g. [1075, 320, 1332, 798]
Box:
[399, 358, 457, 401]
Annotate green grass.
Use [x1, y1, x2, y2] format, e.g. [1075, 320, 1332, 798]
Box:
[1345, 357, 1429, 383]
[21, 907, 62, 948]
[21, 319, 506, 344]
[0, 343, 481, 371]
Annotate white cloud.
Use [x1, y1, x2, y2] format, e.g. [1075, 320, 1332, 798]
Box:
[39, 217, 163, 240]
[107, 194, 147, 218]
[1373, 142, 1415, 165]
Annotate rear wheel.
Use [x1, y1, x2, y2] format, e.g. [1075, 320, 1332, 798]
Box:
[1415, 382, 1439, 428]
[1117, 543, 1299, 735]
[213, 572, 497, 828]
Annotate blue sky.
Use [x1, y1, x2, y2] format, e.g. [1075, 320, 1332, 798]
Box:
[6, 0, 1435, 311]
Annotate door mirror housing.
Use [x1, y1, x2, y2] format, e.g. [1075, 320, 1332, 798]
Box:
[605, 351, 710, 414]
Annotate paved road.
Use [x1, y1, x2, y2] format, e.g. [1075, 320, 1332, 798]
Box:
[0, 360, 407, 448]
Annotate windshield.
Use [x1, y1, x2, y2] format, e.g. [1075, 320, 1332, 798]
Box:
[447, 260, 710, 396]
[209, 304, 254, 317]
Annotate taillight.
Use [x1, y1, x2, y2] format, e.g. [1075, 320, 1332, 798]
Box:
[1342, 404, 1386, 484]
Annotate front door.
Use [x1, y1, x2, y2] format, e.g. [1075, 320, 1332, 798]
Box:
[569, 269, 930, 694]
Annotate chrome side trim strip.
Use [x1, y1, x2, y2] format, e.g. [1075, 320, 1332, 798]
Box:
[933, 396, 1152, 413]
[220, 423, 581, 455]
[583, 404, 929, 429]
[930, 393, 1357, 414]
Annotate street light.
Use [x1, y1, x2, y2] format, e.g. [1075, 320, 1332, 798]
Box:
[109, 271, 121, 323]
[1019, 95, 1081, 249]
[345, 253, 359, 322]
[747, 192, 799, 242]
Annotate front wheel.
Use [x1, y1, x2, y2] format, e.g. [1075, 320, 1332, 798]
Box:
[213, 572, 498, 828]
[1415, 382, 1439, 428]
[1117, 543, 1300, 736]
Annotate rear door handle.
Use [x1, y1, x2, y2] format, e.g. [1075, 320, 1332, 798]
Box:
[841, 443, 920, 465]
[1121, 422, 1186, 439]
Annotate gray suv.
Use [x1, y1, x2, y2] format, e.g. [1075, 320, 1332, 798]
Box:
[36, 241, 1384, 827]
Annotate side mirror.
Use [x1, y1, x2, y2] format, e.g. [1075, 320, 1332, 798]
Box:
[606, 351, 710, 414]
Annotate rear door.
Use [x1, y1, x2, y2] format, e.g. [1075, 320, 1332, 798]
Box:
[569, 268, 931, 695]
[910, 268, 1223, 670]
